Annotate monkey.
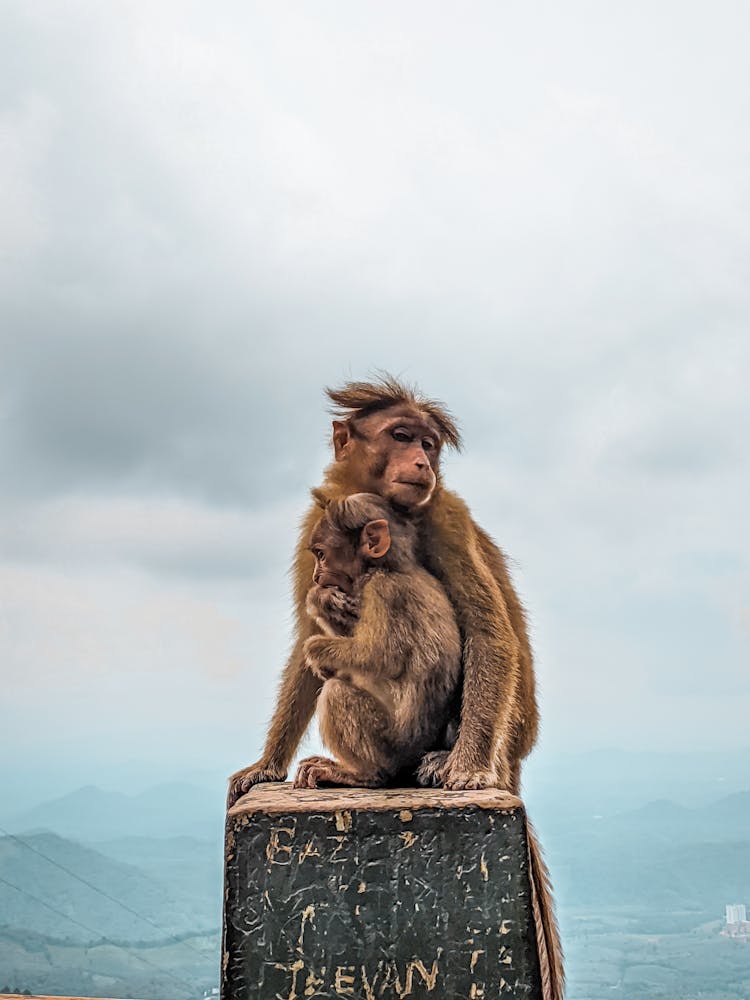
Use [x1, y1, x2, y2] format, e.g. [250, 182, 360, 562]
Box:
[227, 374, 563, 1000]
[228, 374, 536, 801]
[292, 491, 462, 789]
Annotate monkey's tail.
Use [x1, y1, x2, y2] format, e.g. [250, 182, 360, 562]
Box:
[526, 817, 565, 1000]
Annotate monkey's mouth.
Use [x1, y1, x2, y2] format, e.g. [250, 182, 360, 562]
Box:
[394, 479, 431, 490]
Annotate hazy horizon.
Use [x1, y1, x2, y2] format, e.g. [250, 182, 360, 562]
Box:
[3, 742, 749, 823]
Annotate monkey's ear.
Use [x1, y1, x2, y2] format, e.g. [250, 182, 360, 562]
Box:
[332, 420, 351, 461]
[310, 488, 330, 510]
[361, 519, 391, 559]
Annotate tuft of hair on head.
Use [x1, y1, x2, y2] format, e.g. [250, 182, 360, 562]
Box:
[325, 371, 462, 450]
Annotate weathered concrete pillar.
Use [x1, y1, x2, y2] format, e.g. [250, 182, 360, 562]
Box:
[222, 784, 544, 999]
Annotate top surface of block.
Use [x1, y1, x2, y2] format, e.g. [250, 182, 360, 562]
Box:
[227, 782, 523, 818]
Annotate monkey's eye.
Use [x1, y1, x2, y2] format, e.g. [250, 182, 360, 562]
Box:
[313, 548, 325, 561]
[392, 428, 412, 443]
[422, 439, 436, 451]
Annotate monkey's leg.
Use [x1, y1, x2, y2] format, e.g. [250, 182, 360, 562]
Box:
[310, 679, 398, 788]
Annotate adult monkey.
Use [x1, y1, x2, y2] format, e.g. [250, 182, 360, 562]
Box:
[228, 374, 538, 796]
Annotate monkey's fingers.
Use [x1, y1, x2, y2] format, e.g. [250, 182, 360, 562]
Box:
[291, 769, 308, 789]
[293, 755, 336, 789]
[301, 767, 320, 789]
[227, 763, 286, 807]
[443, 767, 498, 791]
[294, 764, 324, 789]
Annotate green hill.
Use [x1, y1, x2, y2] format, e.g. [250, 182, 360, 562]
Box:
[0, 831, 218, 943]
[0, 926, 218, 1000]
[7, 783, 224, 842]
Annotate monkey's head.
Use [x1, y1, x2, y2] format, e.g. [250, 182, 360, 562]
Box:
[308, 492, 416, 593]
[325, 375, 461, 511]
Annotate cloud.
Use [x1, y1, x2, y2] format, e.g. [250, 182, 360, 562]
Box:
[1, 0, 748, 765]
[0, 494, 303, 577]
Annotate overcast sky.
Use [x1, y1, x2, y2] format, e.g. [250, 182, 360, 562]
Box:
[2, 2, 748, 803]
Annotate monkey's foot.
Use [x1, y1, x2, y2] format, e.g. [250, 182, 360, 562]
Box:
[294, 756, 378, 789]
[292, 754, 330, 784]
[415, 750, 451, 787]
[227, 762, 287, 807]
[442, 765, 499, 791]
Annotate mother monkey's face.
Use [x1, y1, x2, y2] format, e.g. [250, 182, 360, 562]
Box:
[331, 406, 443, 510]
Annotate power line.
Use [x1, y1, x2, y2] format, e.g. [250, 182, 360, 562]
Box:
[0, 825, 215, 957]
[0, 874, 198, 994]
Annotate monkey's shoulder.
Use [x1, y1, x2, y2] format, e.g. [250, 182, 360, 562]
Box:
[420, 488, 478, 547]
[423, 487, 510, 566]
[427, 485, 472, 519]
[360, 566, 455, 623]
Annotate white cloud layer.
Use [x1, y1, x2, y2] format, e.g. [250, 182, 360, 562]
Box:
[1, 1, 748, 776]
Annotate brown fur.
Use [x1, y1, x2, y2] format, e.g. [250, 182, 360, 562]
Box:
[295, 493, 462, 788]
[227, 375, 537, 794]
[326, 374, 462, 449]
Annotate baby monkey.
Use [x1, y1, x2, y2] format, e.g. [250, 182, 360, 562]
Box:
[294, 492, 461, 789]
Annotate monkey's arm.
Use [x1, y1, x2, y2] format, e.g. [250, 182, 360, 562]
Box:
[227, 506, 324, 807]
[426, 491, 521, 790]
[303, 573, 403, 683]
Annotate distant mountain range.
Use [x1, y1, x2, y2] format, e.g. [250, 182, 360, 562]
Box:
[522, 746, 750, 831]
[529, 788, 750, 928]
[3, 746, 749, 838]
[6, 764, 750, 848]
[592, 789, 750, 843]
[0, 831, 220, 943]
[6, 782, 226, 842]
[552, 834, 750, 920]
[551, 788, 750, 849]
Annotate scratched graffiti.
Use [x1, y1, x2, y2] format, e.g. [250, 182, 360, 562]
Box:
[272, 954, 440, 998]
[222, 798, 542, 998]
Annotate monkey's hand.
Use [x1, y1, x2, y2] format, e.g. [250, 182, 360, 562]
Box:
[442, 754, 499, 791]
[303, 635, 352, 682]
[227, 761, 286, 808]
[306, 585, 360, 636]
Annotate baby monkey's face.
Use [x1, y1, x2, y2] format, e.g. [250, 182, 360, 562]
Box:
[308, 519, 362, 595]
[308, 512, 392, 595]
